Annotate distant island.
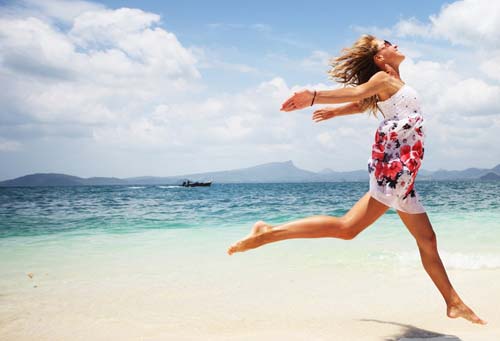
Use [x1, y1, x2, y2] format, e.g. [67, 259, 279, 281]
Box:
[1, 160, 499, 187]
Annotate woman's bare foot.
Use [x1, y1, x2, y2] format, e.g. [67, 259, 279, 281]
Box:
[227, 220, 273, 255]
[447, 301, 487, 325]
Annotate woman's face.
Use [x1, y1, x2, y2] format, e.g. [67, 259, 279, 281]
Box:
[375, 39, 405, 65]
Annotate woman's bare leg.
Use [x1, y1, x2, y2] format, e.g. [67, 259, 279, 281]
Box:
[397, 210, 487, 325]
[227, 191, 389, 255]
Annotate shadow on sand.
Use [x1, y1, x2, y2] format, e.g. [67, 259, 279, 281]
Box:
[358, 319, 462, 341]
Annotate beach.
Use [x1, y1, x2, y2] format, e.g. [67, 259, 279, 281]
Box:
[0, 182, 499, 340]
[1, 226, 499, 340]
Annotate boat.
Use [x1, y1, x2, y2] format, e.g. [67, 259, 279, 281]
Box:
[181, 180, 212, 187]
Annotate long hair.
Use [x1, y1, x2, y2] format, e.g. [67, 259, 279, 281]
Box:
[328, 34, 383, 118]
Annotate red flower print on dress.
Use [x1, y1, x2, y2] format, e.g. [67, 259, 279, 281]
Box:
[405, 157, 421, 173]
[374, 162, 385, 179]
[368, 83, 426, 203]
[412, 140, 423, 156]
[384, 161, 403, 180]
[400, 141, 423, 173]
[374, 130, 387, 143]
[372, 143, 385, 161]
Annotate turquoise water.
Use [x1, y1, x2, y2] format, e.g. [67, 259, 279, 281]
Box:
[0, 181, 498, 237]
[1, 181, 499, 271]
[1, 181, 498, 341]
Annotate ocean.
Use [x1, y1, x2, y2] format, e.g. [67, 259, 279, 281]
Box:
[0, 181, 499, 340]
[1, 181, 499, 269]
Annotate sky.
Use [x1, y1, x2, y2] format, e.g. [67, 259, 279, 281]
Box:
[1, 0, 499, 180]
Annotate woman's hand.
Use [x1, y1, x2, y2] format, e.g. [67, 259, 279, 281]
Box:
[312, 107, 337, 123]
[280, 90, 315, 112]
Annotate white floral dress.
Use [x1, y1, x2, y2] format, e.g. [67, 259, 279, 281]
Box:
[367, 84, 426, 214]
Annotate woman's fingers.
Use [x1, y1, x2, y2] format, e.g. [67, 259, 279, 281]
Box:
[280, 90, 312, 111]
[280, 96, 297, 111]
[312, 109, 332, 122]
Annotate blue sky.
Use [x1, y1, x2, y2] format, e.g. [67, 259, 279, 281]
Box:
[1, 0, 499, 179]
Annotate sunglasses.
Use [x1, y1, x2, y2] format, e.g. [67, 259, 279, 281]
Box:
[377, 40, 393, 53]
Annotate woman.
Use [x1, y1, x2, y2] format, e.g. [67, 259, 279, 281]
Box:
[227, 34, 486, 325]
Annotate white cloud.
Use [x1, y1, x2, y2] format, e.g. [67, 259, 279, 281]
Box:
[190, 45, 259, 74]
[0, 1, 201, 132]
[428, 0, 500, 46]
[371, 0, 500, 48]
[5, 0, 105, 24]
[92, 77, 296, 149]
[69, 8, 160, 47]
[300, 50, 330, 70]
[1, 0, 499, 177]
[0, 138, 22, 152]
[436, 79, 500, 116]
[394, 17, 431, 38]
[479, 51, 500, 81]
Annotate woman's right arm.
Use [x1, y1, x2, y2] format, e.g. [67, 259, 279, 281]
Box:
[314, 71, 389, 105]
[281, 71, 389, 112]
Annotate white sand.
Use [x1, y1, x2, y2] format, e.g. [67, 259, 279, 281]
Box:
[1, 232, 498, 340]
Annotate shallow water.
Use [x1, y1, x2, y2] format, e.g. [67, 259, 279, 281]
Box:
[0, 181, 499, 340]
[0, 181, 499, 271]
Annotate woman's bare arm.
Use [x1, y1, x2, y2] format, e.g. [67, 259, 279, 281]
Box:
[312, 102, 362, 123]
[280, 71, 389, 112]
[315, 71, 388, 104]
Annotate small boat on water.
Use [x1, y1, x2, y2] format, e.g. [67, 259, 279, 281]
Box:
[181, 180, 212, 187]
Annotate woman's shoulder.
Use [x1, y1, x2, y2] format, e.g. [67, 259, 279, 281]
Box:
[369, 71, 391, 82]
[375, 74, 406, 102]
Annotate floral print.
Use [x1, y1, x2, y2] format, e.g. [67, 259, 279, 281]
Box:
[367, 84, 426, 213]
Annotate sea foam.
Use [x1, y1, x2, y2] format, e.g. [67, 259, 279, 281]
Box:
[398, 251, 500, 270]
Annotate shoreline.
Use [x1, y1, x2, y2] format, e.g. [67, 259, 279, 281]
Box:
[1, 231, 498, 340]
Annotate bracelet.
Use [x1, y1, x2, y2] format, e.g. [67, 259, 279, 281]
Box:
[310, 90, 317, 106]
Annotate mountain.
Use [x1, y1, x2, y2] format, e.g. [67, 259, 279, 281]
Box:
[0, 173, 85, 186]
[1, 161, 499, 187]
[480, 172, 500, 180]
[428, 167, 493, 180]
[319, 168, 335, 174]
[0, 173, 127, 187]
[127, 160, 320, 184]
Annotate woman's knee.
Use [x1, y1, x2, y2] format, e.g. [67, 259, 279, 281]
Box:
[417, 230, 437, 252]
[334, 217, 359, 240]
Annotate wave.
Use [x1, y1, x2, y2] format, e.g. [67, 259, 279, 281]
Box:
[127, 186, 145, 189]
[157, 185, 179, 189]
[398, 251, 500, 270]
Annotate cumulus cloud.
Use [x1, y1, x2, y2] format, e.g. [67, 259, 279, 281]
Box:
[383, 0, 500, 47]
[1, 0, 498, 177]
[0, 1, 201, 134]
[92, 77, 306, 150]
[4, 0, 105, 24]
[428, 0, 500, 46]
[300, 50, 331, 70]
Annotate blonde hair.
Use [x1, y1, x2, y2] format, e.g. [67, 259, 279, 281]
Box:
[328, 34, 383, 117]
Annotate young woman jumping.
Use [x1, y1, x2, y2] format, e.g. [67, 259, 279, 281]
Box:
[227, 34, 486, 325]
